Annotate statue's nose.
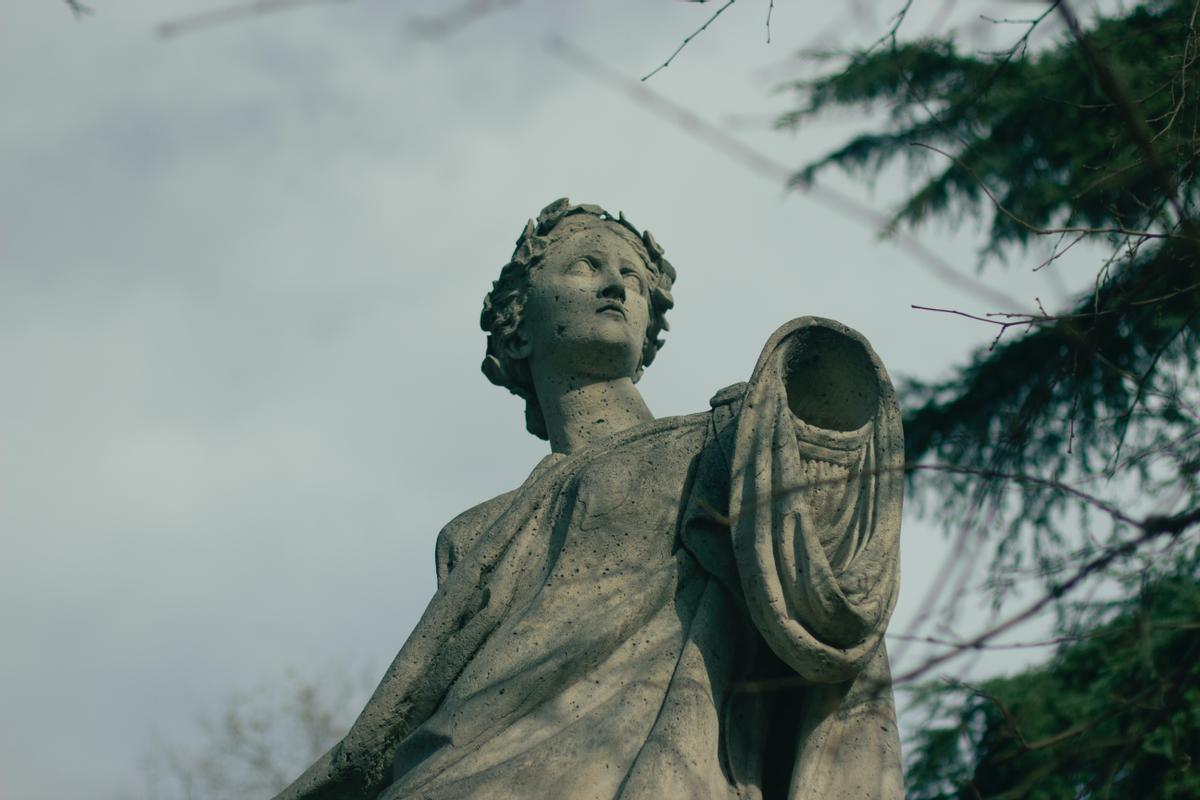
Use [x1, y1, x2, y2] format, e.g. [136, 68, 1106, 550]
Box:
[597, 262, 626, 301]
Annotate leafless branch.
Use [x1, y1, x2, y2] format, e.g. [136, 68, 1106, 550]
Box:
[864, 0, 915, 54]
[889, 502, 997, 669]
[741, 503, 1197, 696]
[892, 620, 1200, 652]
[889, 506, 1199, 687]
[889, 632, 1092, 651]
[643, 0, 737, 82]
[1109, 308, 1200, 468]
[912, 277, 1200, 349]
[980, 15, 1050, 27]
[979, 1, 1061, 60]
[911, 142, 1179, 241]
[910, 302, 1076, 350]
[908, 463, 1143, 528]
[958, 680, 1116, 756]
[1032, 231, 1087, 272]
[546, 35, 1028, 311]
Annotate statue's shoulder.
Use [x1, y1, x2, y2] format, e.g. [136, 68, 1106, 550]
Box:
[709, 382, 747, 411]
[434, 489, 518, 586]
[706, 381, 748, 441]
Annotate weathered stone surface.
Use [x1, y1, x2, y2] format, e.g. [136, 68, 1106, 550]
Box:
[274, 199, 904, 800]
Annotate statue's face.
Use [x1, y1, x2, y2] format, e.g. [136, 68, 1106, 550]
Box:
[521, 219, 653, 383]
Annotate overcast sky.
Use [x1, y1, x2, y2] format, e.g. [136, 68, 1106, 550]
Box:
[1, 2, 1101, 797]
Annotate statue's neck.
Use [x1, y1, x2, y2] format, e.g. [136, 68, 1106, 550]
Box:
[533, 374, 655, 455]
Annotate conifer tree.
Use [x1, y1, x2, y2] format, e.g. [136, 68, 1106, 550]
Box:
[782, 1, 1200, 794]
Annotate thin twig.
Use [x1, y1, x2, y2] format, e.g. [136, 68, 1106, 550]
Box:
[1109, 308, 1200, 469]
[887, 508, 1199, 687]
[710, 460, 1153, 548]
[909, 464, 1142, 527]
[643, 0, 737, 81]
[889, 632, 1093, 650]
[958, 680, 1121, 757]
[889, 502, 996, 668]
[911, 303, 1090, 350]
[981, 15, 1049, 27]
[864, 0, 915, 54]
[911, 142, 1178, 240]
[1033, 231, 1087, 272]
[728, 470, 1198, 694]
[979, 1, 1062, 62]
[727, 511, 1198, 695]
[912, 279, 1200, 348]
[891, 622, 1200, 651]
[546, 35, 1028, 311]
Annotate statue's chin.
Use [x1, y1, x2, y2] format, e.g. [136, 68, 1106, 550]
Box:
[539, 334, 642, 383]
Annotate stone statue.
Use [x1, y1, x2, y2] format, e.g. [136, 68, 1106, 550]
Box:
[274, 199, 905, 800]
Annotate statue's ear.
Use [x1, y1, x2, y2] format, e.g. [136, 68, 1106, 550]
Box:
[503, 330, 532, 361]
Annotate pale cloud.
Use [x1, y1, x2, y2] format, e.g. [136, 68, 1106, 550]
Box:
[1, 2, 1076, 797]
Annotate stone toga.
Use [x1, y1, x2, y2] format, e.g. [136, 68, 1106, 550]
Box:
[274, 317, 905, 800]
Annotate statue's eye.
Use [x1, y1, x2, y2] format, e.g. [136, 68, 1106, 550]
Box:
[566, 258, 595, 276]
[622, 269, 646, 293]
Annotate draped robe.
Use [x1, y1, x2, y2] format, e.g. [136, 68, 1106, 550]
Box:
[274, 317, 905, 800]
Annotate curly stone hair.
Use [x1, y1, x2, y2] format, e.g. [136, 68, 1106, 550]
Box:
[480, 198, 677, 440]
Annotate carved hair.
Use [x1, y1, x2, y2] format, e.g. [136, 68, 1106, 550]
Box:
[480, 198, 677, 440]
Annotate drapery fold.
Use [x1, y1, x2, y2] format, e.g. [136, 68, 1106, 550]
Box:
[728, 317, 904, 800]
[272, 417, 704, 800]
[730, 316, 903, 683]
[273, 317, 906, 800]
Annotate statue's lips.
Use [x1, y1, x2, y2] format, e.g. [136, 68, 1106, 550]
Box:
[596, 303, 626, 319]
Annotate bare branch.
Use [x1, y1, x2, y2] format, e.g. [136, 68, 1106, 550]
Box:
[977, 1, 1062, 60]
[910, 302, 1101, 350]
[1109, 308, 1200, 468]
[888, 509, 1198, 688]
[739, 503, 1199, 695]
[643, 0, 737, 82]
[892, 622, 1200, 652]
[546, 35, 1029, 311]
[912, 276, 1200, 349]
[865, 0, 915, 54]
[911, 142, 1179, 241]
[889, 632, 1093, 650]
[908, 463, 1143, 528]
[958, 680, 1116, 756]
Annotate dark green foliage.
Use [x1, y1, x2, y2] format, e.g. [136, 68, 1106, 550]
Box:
[903, 237, 1200, 577]
[785, 1, 1200, 258]
[781, 0, 1200, 574]
[780, 2, 1200, 796]
[906, 552, 1200, 799]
